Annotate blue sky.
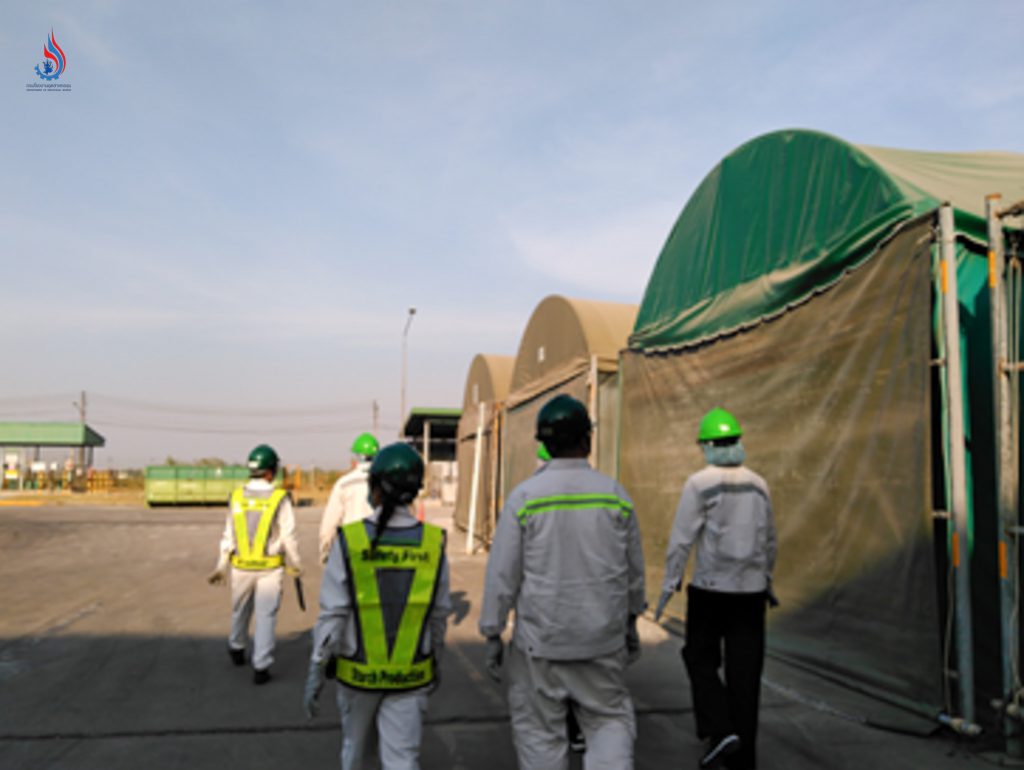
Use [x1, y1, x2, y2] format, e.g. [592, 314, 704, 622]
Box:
[2, 1, 1023, 466]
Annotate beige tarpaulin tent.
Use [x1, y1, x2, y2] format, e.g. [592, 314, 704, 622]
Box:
[454, 354, 514, 547]
[502, 295, 637, 502]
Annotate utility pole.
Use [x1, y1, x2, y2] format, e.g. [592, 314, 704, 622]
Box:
[400, 307, 417, 438]
[372, 400, 380, 433]
[72, 390, 87, 469]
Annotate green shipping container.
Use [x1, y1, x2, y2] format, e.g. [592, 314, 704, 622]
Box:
[144, 465, 250, 506]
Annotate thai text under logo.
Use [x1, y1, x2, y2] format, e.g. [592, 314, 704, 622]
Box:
[35, 30, 67, 81]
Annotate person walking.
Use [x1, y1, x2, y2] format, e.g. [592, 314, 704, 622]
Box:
[304, 442, 451, 770]
[207, 443, 303, 684]
[654, 408, 778, 770]
[319, 432, 379, 564]
[480, 394, 645, 770]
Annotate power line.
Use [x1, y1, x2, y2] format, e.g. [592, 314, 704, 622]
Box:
[90, 393, 372, 418]
[90, 419, 377, 436]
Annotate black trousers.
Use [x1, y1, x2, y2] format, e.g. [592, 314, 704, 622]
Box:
[682, 585, 766, 770]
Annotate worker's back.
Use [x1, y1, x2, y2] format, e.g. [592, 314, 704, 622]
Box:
[483, 456, 645, 661]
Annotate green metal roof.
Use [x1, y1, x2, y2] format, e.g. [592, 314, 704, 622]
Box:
[0, 422, 106, 447]
[402, 407, 462, 437]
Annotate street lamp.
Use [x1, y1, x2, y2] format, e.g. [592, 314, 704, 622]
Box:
[400, 307, 417, 438]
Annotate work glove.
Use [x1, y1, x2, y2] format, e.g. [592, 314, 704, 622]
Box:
[207, 567, 227, 586]
[625, 614, 641, 664]
[303, 659, 326, 719]
[286, 565, 304, 579]
[485, 636, 504, 683]
[653, 590, 672, 622]
[766, 583, 780, 609]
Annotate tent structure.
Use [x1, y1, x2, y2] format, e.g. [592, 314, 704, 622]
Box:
[454, 354, 515, 547]
[503, 295, 637, 501]
[621, 129, 1024, 735]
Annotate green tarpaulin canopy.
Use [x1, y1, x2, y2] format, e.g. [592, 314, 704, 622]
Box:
[631, 129, 1024, 351]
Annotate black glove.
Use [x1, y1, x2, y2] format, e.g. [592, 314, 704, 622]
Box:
[485, 636, 504, 682]
[626, 614, 640, 664]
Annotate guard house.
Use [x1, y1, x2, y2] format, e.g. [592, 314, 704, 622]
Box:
[0, 422, 106, 490]
[401, 407, 461, 501]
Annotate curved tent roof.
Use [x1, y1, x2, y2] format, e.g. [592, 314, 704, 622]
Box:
[630, 129, 1024, 352]
[509, 295, 637, 400]
[461, 354, 515, 410]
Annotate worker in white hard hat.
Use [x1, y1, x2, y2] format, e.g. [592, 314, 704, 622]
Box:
[319, 432, 379, 564]
[480, 394, 646, 770]
[304, 442, 451, 769]
[207, 443, 303, 684]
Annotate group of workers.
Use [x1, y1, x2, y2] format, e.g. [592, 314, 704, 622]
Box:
[207, 394, 777, 770]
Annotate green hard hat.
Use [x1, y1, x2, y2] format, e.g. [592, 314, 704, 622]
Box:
[247, 444, 280, 476]
[535, 394, 591, 445]
[369, 442, 424, 505]
[697, 408, 743, 442]
[536, 443, 551, 462]
[351, 432, 379, 458]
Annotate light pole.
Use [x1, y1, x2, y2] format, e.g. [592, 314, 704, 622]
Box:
[400, 307, 416, 438]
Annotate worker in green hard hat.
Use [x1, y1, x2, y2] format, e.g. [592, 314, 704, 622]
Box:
[319, 432, 380, 564]
[481, 394, 646, 767]
[304, 442, 451, 768]
[655, 408, 778, 770]
[208, 443, 303, 685]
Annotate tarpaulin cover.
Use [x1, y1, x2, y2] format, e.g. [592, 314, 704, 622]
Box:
[621, 222, 939, 728]
[500, 296, 637, 504]
[631, 129, 1024, 352]
[454, 354, 514, 543]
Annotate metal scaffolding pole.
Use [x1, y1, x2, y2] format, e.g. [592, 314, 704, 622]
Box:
[465, 402, 486, 555]
[940, 203, 976, 725]
[990, 194, 1023, 757]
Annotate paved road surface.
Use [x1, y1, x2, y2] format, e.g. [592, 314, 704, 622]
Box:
[0, 499, 1002, 768]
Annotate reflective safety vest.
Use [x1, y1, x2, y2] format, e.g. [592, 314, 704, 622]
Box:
[336, 520, 444, 691]
[230, 487, 287, 570]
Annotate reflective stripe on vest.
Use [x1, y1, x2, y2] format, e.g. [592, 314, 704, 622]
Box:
[336, 521, 443, 691]
[515, 492, 634, 524]
[230, 487, 286, 570]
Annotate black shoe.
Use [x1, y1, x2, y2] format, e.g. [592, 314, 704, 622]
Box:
[228, 647, 245, 667]
[700, 735, 740, 769]
[253, 668, 271, 685]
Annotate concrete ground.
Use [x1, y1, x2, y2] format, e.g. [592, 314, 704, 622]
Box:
[0, 497, 1009, 769]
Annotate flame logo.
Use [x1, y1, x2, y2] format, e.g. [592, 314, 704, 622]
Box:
[35, 30, 67, 81]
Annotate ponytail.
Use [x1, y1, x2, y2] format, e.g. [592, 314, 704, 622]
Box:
[370, 500, 398, 553]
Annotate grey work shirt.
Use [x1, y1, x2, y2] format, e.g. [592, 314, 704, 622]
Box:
[311, 506, 452, 667]
[662, 464, 777, 595]
[479, 458, 646, 661]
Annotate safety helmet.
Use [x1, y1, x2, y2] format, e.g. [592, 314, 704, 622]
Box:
[369, 442, 424, 505]
[535, 394, 591, 445]
[247, 444, 280, 476]
[697, 408, 743, 442]
[536, 443, 551, 462]
[350, 432, 380, 459]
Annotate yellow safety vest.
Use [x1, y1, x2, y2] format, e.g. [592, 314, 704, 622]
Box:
[335, 520, 444, 691]
[230, 487, 287, 570]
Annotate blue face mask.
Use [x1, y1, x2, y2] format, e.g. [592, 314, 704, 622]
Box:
[702, 441, 746, 467]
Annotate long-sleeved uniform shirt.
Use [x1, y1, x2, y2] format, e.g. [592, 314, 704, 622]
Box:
[479, 457, 646, 661]
[311, 506, 452, 667]
[661, 464, 776, 595]
[318, 462, 373, 563]
[216, 478, 302, 571]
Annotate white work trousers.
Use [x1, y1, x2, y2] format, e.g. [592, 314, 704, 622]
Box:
[334, 684, 428, 770]
[507, 645, 635, 770]
[229, 567, 283, 671]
